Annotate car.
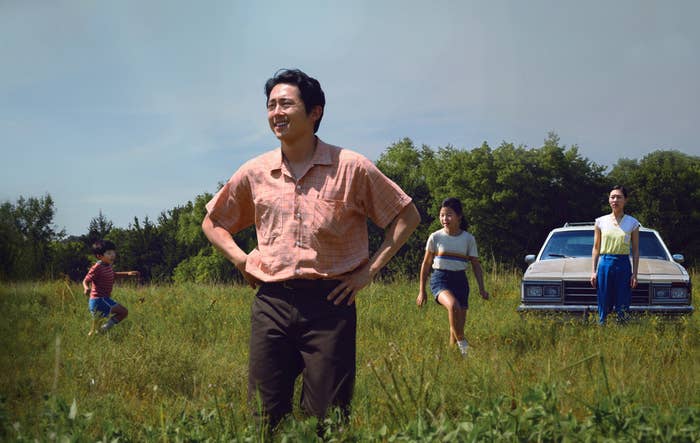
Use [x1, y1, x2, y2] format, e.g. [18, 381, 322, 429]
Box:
[518, 222, 693, 316]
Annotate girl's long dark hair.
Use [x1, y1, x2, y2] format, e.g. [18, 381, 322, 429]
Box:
[441, 197, 468, 230]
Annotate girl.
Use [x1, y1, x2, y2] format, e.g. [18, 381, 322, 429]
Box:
[417, 197, 490, 356]
[590, 185, 640, 324]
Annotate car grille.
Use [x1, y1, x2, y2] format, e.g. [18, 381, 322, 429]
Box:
[563, 281, 650, 305]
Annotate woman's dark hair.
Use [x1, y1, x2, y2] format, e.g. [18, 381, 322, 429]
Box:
[611, 185, 628, 198]
[92, 239, 116, 257]
[264, 69, 325, 133]
[441, 197, 468, 230]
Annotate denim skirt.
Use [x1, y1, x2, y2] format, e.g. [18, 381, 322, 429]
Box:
[430, 269, 469, 309]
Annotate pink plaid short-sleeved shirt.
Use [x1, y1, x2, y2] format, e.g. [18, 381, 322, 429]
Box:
[206, 139, 412, 282]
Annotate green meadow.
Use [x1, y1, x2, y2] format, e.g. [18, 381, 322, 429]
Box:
[1, 267, 699, 442]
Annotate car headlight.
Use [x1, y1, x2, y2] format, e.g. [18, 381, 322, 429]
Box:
[653, 284, 689, 301]
[524, 283, 560, 299]
[543, 286, 561, 297]
[526, 285, 543, 297]
[671, 287, 688, 299]
[654, 287, 670, 299]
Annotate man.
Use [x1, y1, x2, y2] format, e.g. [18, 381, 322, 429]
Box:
[202, 69, 420, 428]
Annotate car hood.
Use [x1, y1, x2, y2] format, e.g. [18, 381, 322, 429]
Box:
[524, 258, 688, 281]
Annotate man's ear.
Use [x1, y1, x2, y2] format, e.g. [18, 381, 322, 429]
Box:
[310, 105, 323, 122]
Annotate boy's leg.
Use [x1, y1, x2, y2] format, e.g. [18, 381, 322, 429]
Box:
[100, 299, 126, 332]
[88, 317, 99, 336]
[111, 304, 128, 322]
[88, 298, 107, 335]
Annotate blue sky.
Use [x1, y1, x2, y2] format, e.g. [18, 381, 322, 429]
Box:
[2, 0, 698, 236]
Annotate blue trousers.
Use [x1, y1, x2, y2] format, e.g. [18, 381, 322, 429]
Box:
[597, 254, 632, 324]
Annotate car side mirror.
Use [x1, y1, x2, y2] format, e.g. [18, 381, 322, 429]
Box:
[525, 254, 536, 265]
[672, 254, 685, 263]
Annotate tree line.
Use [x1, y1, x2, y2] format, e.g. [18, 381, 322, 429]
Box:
[1, 133, 698, 283]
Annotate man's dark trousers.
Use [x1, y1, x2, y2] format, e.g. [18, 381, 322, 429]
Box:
[248, 279, 356, 428]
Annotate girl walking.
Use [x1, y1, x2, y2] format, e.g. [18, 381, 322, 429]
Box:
[417, 197, 490, 356]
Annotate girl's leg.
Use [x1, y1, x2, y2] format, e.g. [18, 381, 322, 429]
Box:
[437, 290, 464, 344]
[455, 308, 467, 341]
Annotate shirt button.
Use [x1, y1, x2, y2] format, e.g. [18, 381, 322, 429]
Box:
[296, 212, 301, 219]
[295, 269, 301, 275]
[295, 241, 301, 247]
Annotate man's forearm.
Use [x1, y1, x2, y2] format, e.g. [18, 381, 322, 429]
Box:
[368, 203, 420, 278]
[202, 215, 248, 270]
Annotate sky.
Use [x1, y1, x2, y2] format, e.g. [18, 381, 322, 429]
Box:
[1, 0, 699, 236]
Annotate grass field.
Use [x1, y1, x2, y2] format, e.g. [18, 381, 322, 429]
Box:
[1, 266, 699, 441]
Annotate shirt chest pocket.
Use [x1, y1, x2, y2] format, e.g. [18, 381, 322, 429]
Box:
[312, 198, 349, 237]
[255, 196, 283, 244]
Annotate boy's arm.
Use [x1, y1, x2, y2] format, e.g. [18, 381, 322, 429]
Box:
[114, 271, 140, 277]
[82, 276, 91, 296]
[83, 264, 95, 296]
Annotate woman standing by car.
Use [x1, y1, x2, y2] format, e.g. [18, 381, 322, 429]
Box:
[590, 185, 640, 324]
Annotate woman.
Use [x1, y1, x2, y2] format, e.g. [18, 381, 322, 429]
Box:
[590, 185, 640, 324]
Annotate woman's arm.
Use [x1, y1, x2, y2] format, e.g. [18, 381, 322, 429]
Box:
[630, 228, 640, 288]
[590, 226, 601, 287]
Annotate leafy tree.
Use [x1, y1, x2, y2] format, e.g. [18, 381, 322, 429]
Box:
[172, 247, 237, 284]
[422, 134, 607, 266]
[0, 202, 23, 280]
[49, 241, 91, 281]
[106, 217, 161, 281]
[0, 194, 64, 279]
[84, 210, 113, 247]
[374, 138, 435, 278]
[609, 150, 700, 266]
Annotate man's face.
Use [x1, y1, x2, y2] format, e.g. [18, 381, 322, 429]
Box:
[267, 83, 320, 142]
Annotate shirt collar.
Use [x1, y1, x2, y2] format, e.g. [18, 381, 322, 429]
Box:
[268, 137, 332, 172]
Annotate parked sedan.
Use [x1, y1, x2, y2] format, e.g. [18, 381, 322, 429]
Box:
[519, 223, 693, 316]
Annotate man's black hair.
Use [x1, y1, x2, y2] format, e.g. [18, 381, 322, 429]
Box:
[265, 69, 325, 133]
[92, 239, 116, 257]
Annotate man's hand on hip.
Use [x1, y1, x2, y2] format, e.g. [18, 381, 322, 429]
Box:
[326, 266, 372, 306]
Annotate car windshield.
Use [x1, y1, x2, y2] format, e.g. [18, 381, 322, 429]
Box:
[540, 231, 669, 260]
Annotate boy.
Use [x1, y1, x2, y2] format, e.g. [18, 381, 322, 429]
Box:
[82, 240, 129, 335]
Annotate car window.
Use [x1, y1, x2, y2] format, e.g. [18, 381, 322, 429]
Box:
[540, 230, 670, 260]
[638, 231, 669, 260]
[540, 231, 593, 259]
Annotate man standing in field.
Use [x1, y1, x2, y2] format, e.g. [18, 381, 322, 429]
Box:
[202, 69, 420, 429]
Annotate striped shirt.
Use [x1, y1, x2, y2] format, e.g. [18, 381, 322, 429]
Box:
[426, 230, 479, 271]
[84, 261, 115, 298]
[206, 139, 412, 282]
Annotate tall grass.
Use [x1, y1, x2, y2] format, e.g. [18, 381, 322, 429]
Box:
[1, 268, 698, 441]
